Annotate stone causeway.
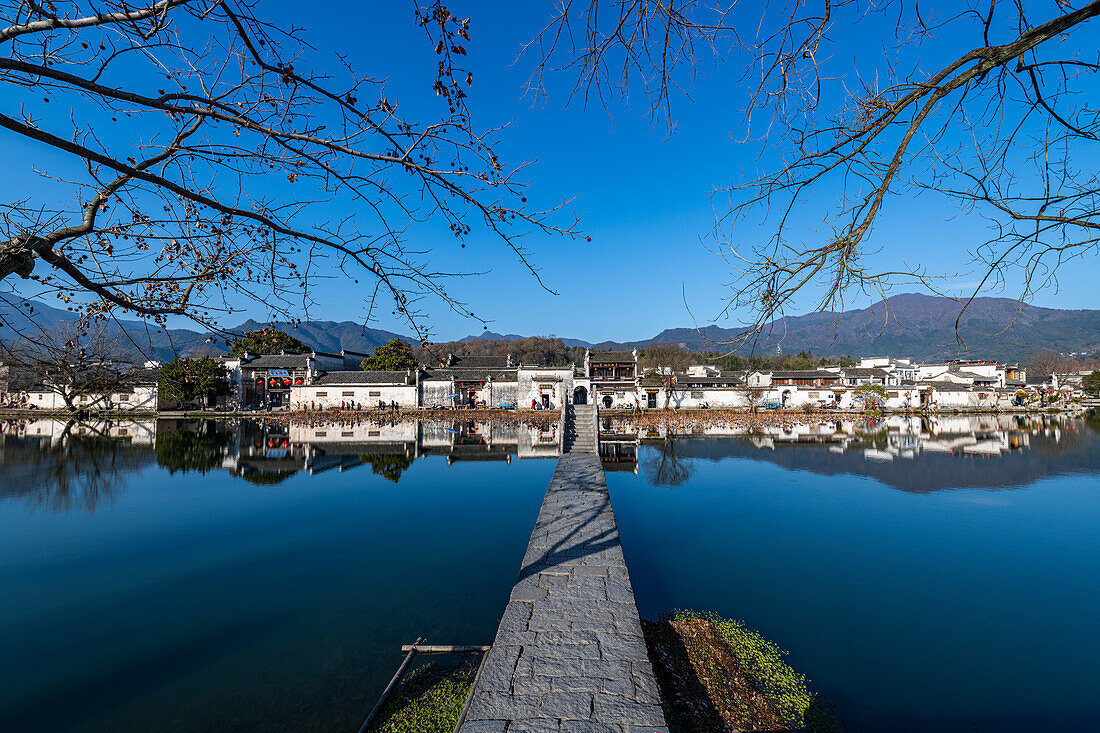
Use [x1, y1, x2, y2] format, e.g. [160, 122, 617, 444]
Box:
[458, 452, 668, 733]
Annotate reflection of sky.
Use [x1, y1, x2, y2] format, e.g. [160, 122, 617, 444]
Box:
[0, 451, 554, 732]
[608, 434, 1100, 732]
[619, 416, 1100, 492]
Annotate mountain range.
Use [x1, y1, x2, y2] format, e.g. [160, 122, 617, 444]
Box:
[1, 293, 1097, 363]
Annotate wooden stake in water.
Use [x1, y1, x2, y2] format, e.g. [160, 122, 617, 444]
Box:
[357, 636, 425, 733]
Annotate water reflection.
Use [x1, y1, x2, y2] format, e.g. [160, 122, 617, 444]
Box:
[604, 412, 1100, 489]
[2, 413, 1097, 508]
[0, 417, 563, 509]
[0, 419, 154, 510]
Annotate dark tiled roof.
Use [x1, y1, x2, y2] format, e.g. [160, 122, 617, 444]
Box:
[244, 354, 311, 369]
[842, 367, 890, 377]
[447, 355, 511, 368]
[949, 369, 995, 380]
[590, 350, 636, 363]
[771, 370, 841, 379]
[676, 375, 745, 386]
[126, 367, 162, 385]
[421, 368, 518, 383]
[923, 381, 973, 391]
[312, 370, 411, 385]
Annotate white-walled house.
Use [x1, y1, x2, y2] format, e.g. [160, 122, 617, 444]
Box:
[292, 370, 417, 409]
[20, 365, 161, 411]
[666, 373, 750, 409]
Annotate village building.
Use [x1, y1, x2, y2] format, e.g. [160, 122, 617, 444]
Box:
[666, 373, 748, 409]
[517, 364, 573, 410]
[419, 366, 518, 409]
[239, 350, 369, 409]
[749, 369, 844, 408]
[918, 360, 1007, 388]
[577, 350, 638, 408]
[854, 356, 918, 382]
[291, 370, 417, 410]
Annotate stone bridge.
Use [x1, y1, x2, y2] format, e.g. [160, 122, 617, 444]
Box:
[457, 452, 668, 733]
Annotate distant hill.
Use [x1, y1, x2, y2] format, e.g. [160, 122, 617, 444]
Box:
[631, 294, 1100, 362]
[2, 293, 1097, 363]
[0, 299, 406, 362]
[460, 330, 590, 348]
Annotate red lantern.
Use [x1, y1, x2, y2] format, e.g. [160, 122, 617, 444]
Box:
[255, 377, 264, 383]
[283, 379, 291, 387]
[295, 378, 303, 385]
[269, 378, 278, 387]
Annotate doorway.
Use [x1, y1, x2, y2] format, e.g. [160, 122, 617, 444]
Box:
[573, 386, 587, 405]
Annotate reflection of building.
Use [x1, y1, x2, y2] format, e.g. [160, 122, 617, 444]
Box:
[602, 413, 1056, 461]
[0, 417, 158, 445]
[598, 417, 639, 472]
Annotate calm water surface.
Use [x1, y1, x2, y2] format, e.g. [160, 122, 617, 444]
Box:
[2, 414, 1099, 732]
[0, 418, 555, 732]
[606, 414, 1100, 732]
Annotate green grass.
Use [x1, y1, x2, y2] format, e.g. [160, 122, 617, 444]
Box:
[365, 658, 478, 733]
[667, 610, 842, 732]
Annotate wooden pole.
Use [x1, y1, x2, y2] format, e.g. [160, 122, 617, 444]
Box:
[453, 645, 491, 732]
[357, 636, 425, 733]
[399, 644, 490, 654]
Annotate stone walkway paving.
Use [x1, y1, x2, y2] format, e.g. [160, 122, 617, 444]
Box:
[458, 453, 668, 733]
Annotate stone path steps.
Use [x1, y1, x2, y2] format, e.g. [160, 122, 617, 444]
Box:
[458, 453, 668, 733]
[563, 404, 597, 453]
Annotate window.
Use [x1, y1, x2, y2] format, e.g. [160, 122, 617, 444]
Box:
[691, 390, 704, 399]
[342, 391, 355, 397]
[315, 430, 327, 437]
[316, 391, 328, 397]
[342, 431, 354, 437]
[369, 391, 381, 397]
[368, 430, 380, 437]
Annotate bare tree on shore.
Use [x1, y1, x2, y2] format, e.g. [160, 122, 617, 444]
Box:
[1, 323, 130, 409]
[1, 0, 580, 342]
[531, 1, 1100, 345]
[639, 343, 691, 408]
[739, 382, 767, 414]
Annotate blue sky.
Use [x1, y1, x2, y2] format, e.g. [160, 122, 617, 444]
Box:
[4, 1, 1098, 342]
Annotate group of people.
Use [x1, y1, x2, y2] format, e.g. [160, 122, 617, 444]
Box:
[292, 400, 402, 411]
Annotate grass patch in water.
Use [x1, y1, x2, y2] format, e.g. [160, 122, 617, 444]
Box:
[364, 657, 478, 733]
[644, 609, 843, 732]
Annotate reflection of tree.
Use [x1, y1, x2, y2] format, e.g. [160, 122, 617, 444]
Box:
[0, 421, 151, 512]
[156, 426, 229, 474]
[235, 469, 296, 486]
[643, 437, 694, 487]
[361, 454, 414, 483]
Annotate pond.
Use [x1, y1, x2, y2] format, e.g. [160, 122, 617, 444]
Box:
[0, 417, 558, 732]
[605, 412, 1100, 732]
[1, 413, 1098, 732]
